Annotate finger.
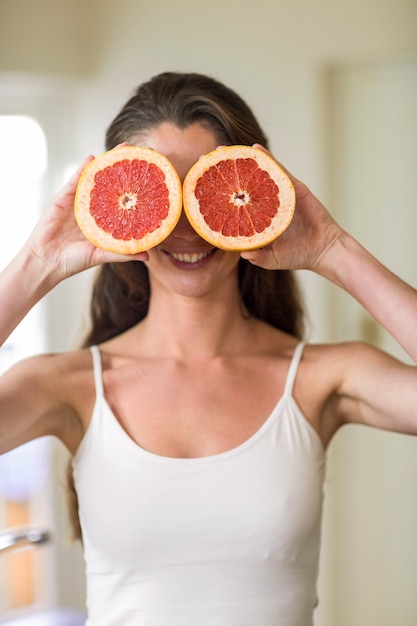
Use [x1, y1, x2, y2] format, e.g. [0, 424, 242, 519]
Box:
[128, 252, 149, 262]
[96, 250, 150, 264]
[240, 248, 267, 265]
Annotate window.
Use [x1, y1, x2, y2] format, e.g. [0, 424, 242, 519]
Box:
[0, 115, 48, 367]
[0, 115, 49, 518]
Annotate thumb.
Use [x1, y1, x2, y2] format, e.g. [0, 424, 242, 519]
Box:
[240, 247, 272, 268]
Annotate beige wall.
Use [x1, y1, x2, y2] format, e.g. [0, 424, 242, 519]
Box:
[1, 0, 417, 623]
[318, 60, 417, 626]
[0, 0, 93, 75]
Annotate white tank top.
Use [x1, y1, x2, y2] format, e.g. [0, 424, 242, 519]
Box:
[72, 342, 325, 626]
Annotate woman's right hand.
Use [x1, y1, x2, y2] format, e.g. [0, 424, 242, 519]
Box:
[24, 155, 149, 284]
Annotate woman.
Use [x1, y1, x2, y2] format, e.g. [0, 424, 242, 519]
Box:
[0, 72, 416, 625]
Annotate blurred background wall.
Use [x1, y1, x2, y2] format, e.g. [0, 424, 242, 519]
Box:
[0, 0, 416, 624]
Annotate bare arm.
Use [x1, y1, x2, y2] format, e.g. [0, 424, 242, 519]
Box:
[242, 147, 417, 434]
[319, 235, 417, 434]
[0, 155, 148, 347]
[0, 154, 147, 451]
[317, 233, 417, 362]
[242, 147, 417, 364]
[0, 351, 92, 455]
[0, 355, 74, 454]
[312, 235, 417, 435]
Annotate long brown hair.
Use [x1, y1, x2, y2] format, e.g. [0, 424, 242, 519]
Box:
[68, 72, 305, 540]
[84, 71, 304, 344]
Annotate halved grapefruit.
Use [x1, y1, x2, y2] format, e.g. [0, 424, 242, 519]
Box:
[74, 145, 182, 253]
[183, 145, 295, 251]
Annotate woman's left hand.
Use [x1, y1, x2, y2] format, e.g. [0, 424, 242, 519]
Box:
[240, 145, 344, 274]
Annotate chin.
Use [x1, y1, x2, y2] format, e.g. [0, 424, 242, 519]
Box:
[172, 277, 218, 299]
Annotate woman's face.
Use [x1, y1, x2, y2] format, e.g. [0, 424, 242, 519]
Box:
[136, 122, 241, 300]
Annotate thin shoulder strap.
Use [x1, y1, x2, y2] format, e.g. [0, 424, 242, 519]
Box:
[283, 341, 306, 397]
[90, 345, 104, 398]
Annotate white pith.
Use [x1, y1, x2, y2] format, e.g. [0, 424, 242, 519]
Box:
[119, 192, 137, 210]
[231, 190, 250, 207]
[170, 251, 211, 263]
[74, 145, 183, 254]
[182, 145, 296, 251]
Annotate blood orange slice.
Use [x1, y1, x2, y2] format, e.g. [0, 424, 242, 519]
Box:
[183, 145, 295, 251]
[74, 145, 182, 253]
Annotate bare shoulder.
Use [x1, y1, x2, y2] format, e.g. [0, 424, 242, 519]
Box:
[28, 349, 96, 420]
[4, 348, 94, 391]
[299, 341, 416, 446]
[301, 339, 396, 381]
[291, 342, 343, 447]
[0, 349, 95, 454]
[303, 339, 412, 387]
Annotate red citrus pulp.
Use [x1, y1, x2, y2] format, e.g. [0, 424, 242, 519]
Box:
[182, 145, 296, 251]
[74, 145, 182, 254]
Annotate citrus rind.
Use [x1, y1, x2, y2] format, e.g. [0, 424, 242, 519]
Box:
[74, 145, 183, 254]
[182, 145, 295, 251]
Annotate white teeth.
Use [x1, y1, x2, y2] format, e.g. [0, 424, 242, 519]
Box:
[170, 251, 211, 263]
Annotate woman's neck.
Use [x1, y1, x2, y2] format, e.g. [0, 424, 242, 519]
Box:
[133, 280, 256, 360]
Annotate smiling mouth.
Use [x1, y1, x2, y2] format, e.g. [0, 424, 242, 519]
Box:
[169, 250, 214, 264]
